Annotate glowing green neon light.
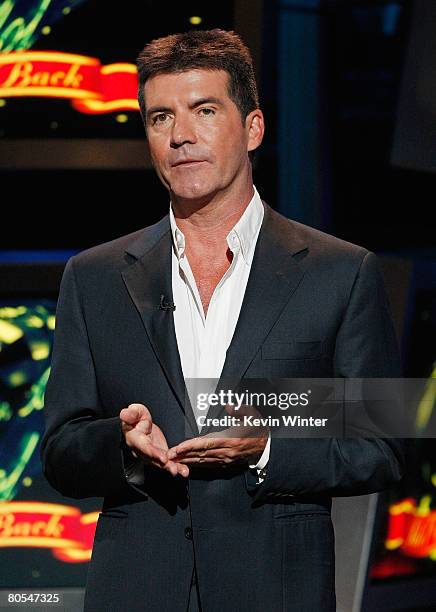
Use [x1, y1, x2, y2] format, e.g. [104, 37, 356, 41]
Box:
[0, 0, 52, 52]
[0, 432, 40, 501]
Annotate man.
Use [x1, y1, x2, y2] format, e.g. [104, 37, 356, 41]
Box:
[40, 29, 405, 612]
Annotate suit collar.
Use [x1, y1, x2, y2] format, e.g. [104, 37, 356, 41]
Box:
[124, 213, 171, 260]
[124, 201, 308, 261]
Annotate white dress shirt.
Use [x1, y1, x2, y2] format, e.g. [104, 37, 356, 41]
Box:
[126, 186, 271, 484]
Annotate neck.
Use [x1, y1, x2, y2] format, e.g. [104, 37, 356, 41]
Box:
[171, 176, 255, 240]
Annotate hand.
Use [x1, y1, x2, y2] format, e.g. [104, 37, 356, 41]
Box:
[167, 404, 268, 469]
[120, 403, 189, 478]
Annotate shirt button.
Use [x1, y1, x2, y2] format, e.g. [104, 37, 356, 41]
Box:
[184, 527, 193, 540]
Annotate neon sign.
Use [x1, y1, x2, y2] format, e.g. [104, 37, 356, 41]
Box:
[386, 496, 436, 559]
[0, 51, 139, 114]
[0, 501, 98, 562]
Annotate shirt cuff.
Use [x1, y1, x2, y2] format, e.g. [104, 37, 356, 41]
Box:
[248, 431, 271, 484]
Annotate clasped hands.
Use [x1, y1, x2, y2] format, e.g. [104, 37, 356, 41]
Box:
[120, 403, 268, 478]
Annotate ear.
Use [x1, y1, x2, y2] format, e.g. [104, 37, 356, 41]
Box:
[246, 109, 265, 153]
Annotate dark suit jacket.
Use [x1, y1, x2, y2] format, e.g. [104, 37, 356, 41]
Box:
[40, 202, 405, 612]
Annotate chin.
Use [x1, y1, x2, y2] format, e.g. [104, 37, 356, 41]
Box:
[171, 180, 217, 202]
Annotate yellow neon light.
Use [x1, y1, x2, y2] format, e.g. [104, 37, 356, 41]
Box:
[415, 364, 436, 431]
[390, 500, 415, 515]
[78, 99, 139, 111]
[26, 315, 43, 328]
[0, 502, 80, 515]
[0, 537, 82, 549]
[59, 549, 91, 560]
[101, 63, 137, 75]
[0, 51, 100, 66]
[0, 52, 138, 113]
[30, 342, 50, 360]
[9, 371, 26, 386]
[0, 87, 100, 100]
[81, 512, 100, 525]
[0, 320, 23, 343]
[417, 495, 432, 516]
[385, 537, 404, 550]
[0, 306, 26, 317]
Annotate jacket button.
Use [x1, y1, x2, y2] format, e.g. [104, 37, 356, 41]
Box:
[184, 527, 193, 540]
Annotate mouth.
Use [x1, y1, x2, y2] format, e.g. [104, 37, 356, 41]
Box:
[172, 160, 206, 168]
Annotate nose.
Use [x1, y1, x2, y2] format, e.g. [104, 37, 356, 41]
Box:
[170, 113, 196, 149]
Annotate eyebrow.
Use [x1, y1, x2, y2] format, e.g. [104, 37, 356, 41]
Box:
[146, 97, 223, 120]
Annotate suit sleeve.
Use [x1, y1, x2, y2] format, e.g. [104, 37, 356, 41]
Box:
[40, 256, 147, 499]
[247, 250, 406, 500]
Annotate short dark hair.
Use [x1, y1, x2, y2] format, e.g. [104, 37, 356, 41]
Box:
[136, 29, 259, 126]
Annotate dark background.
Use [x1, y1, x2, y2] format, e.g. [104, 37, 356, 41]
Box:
[0, 2, 435, 610]
[0, 0, 434, 253]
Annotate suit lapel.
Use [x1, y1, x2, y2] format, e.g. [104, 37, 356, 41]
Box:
[121, 216, 198, 437]
[201, 203, 308, 433]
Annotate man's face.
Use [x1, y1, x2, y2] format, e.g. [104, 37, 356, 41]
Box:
[143, 69, 263, 203]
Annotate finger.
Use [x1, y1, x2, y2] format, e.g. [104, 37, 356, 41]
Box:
[168, 436, 220, 459]
[173, 449, 227, 459]
[135, 418, 152, 435]
[178, 464, 189, 477]
[119, 403, 151, 425]
[119, 405, 141, 424]
[150, 459, 189, 478]
[178, 457, 227, 464]
[120, 408, 152, 438]
[135, 440, 168, 466]
[148, 458, 171, 471]
[163, 460, 179, 477]
[121, 419, 152, 439]
[149, 443, 169, 465]
[163, 460, 188, 477]
[129, 402, 152, 419]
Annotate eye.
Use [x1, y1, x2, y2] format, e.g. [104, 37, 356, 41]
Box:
[151, 113, 170, 125]
[198, 108, 215, 117]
